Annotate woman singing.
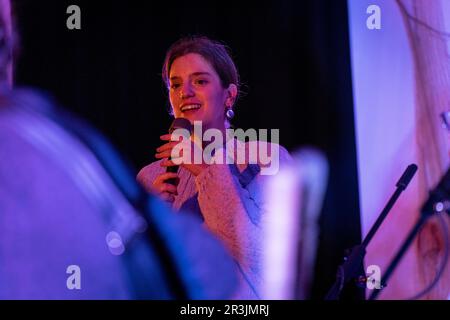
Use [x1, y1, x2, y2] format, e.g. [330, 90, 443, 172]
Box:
[137, 35, 292, 299]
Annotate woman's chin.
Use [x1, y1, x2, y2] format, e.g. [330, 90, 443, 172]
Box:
[182, 111, 204, 123]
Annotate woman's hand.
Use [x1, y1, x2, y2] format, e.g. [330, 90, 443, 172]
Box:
[151, 171, 179, 203]
[155, 134, 209, 176]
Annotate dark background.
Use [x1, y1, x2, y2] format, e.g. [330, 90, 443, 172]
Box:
[13, 0, 363, 299]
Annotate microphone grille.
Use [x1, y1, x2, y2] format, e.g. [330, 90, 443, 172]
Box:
[169, 117, 192, 134]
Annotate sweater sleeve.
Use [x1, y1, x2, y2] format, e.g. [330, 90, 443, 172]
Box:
[194, 144, 293, 298]
[136, 160, 165, 194]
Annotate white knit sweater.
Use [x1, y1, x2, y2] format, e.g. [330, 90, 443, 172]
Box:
[137, 140, 292, 299]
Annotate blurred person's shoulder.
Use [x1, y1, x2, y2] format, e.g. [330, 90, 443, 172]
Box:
[0, 87, 57, 112]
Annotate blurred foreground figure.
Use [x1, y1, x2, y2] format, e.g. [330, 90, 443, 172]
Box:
[262, 149, 328, 299]
[0, 0, 237, 299]
[0, 88, 238, 299]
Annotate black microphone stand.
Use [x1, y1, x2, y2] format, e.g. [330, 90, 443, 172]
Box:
[369, 167, 450, 300]
[325, 164, 418, 300]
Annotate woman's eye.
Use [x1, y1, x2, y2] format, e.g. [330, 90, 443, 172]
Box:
[170, 83, 181, 89]
[195, 79, 209, 85]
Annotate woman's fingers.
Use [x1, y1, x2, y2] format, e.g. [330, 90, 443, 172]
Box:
[155, 141, 185, 160]
[152, 172, 179, 203]
[160, 192, 175, 203]
[158, 182, 178, 195]
[159, 134, 172, 141]
[156, 141, 179, 153]
[159, 158, 177, 167]
[155, 150, 172, 159]
[155, 147, 184, 161]
[153, 172, 178, 185]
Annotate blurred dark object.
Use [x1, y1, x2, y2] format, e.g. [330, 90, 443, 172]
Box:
[0, 88, 238, 299]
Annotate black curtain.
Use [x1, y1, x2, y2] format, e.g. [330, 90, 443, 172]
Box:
[14, 0, 363, 299]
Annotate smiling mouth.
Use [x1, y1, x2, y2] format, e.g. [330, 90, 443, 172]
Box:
[180, 104, 201, 112]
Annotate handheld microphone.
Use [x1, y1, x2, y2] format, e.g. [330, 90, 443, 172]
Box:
[166, 117, 192, 185]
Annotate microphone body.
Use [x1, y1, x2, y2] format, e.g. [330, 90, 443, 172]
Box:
[166, 118, 192, 185]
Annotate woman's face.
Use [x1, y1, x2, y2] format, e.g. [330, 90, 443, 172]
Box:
[168, 53, 235, 130]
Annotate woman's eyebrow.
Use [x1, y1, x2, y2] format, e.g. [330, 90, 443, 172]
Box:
[169, 72, 211, 81]
[191, 72, 212, 77]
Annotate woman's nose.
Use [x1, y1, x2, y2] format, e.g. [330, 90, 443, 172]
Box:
[180, 83, 195, 99]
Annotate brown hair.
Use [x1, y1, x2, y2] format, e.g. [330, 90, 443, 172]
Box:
[162, 35, 240, 96]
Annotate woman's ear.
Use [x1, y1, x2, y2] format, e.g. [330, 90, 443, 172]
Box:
[226, 84, 238, 107]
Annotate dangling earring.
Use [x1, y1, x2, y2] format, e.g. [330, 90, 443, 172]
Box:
[226, 107, 235, 120]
